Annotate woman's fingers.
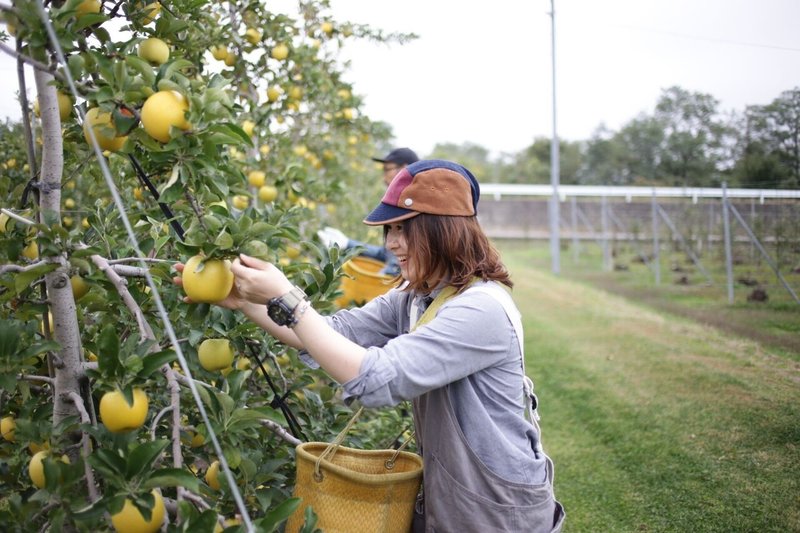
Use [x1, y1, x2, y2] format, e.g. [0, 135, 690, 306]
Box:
[239, 253, 271, 270]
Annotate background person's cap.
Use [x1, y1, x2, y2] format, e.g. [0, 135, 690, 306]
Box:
[371, 147, 419, 166]
[364, 160, 480, 226]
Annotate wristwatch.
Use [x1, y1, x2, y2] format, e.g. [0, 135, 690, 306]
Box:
[267, 286, 308, 328]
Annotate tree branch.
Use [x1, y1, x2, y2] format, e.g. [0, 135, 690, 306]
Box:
[260, 419, 301, 446]
[88, 252, 155, 341]
[111, 265, 149, 277]
[19, 374, 54, 385]
[149, 405, 173, 440]
[0, 41, 61, 78]
[164, 366, 184, 472]
[65, 391, 100, 502]
[0, 208, 35, 226]
[107, 257, 175, 265]
[173, 371, 214, 390]
[0, 260, 51, 274]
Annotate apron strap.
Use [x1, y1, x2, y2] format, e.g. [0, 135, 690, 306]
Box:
[463, 283, 544, 452]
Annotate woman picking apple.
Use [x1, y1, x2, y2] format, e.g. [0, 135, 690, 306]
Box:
[175, 160, 565, 532]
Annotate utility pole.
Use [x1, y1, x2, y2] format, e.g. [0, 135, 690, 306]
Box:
[549, 0, 561, 274]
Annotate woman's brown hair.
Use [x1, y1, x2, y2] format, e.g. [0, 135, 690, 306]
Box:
[389, 214, 513, 294]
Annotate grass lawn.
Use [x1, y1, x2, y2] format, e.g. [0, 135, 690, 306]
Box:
[496, 240, 800, 532]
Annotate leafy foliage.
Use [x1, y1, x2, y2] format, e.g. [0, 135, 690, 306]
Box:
[0, 1, 415, 530]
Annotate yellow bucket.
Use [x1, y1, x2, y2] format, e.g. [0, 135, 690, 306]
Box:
[335, 257, 396, 307]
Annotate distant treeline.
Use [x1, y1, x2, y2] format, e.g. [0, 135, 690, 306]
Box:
[428, 86, 800, 190]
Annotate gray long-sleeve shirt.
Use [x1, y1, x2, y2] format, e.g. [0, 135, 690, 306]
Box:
[319, 282, 547, 484]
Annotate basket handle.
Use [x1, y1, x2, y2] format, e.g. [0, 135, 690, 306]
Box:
[384, 431, 415, 470]
[314, 406, 364, 482]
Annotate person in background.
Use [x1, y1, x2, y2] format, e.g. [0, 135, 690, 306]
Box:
[317, 147, 419, 276]
[177, 160, 565, 531]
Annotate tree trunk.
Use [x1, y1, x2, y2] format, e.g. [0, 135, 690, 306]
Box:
[34, 70, 84, 431]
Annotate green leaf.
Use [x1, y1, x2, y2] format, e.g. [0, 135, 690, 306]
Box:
[143, 468, 201, 494]
[14, 263, 57, 294]
[0, 374, 16, 392]
[126, 439, 170, 479]
[18, 340, 61, 360]
[71, 500, 109, 522]
[214, 231, 234, 249]
[0, 320, 22, 357]
[74, 13, 108, 30]
[97, 324, 121, 378]
[125, 55, 156, 86]
[256, 497, 303, 532]
[160, 59, 195, 83]
[89, 449, 127, 480]
[138, 349, 177, 378]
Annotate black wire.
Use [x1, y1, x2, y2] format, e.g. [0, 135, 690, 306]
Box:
[128, 154, 186, 240]
[246, 344, 306, 441]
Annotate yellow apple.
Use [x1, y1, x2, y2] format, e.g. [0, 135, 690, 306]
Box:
[259, 144, 270, 156]
[231, 195, 249, 210]
[224, 53, 237, 67]
[241, 119, 255, 136]
[247, 170, 265, 187]
[181, 255, 234, 303]
[138, 1, 161, 24]
[288, 86, 302, 101]
[266, 86, 281, 102]
[198, 338, 234, 372]
[35, 92, 74, 121]
[321, 21, 334, 36]
[99, 388, 149, 433]
[0, 212, 10, 232]
[137, 37, 170, 65]
[83, 107, 128, 152]
[75, 0, 101, 17]
[29, 451, 48, 488]
[22, 241, 39, 260]
[244, 27, 262, 44]
[1, 415, 15, 442]
[210, 45, 228, 61]
[111, 489, 165, 533]
[205, 460, 221, 490]
[29, 451, 68, 489]
[70, 274, 90, 300]
[258, 185, 278, 203]
[140, 90, 190, 143]
[271, 43, 289, 61]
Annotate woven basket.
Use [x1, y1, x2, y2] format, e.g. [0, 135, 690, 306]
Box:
[334, 256, 396, 307]
[285, 440, 423, 533]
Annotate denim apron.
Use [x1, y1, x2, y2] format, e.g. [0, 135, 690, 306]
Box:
[410, 283, 565, 532]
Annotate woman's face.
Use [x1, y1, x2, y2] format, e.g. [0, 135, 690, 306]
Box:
[385, 223, 414, 281]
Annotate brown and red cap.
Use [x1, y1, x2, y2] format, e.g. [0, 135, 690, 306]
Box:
[363, 160, 480, 226]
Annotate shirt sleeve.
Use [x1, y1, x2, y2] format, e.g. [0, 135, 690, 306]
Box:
[341, 291, 516, 407]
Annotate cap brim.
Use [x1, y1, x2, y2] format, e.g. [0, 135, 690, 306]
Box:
[370, 157, 386, 163]
[363, 202, 420, 226]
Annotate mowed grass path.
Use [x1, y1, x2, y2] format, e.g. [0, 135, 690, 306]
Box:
[500, 245, 800, 532]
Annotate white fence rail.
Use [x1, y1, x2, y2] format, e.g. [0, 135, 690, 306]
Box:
[481, 184, 800, 203]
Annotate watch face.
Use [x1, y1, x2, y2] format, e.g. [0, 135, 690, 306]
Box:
[268, 302, 292, 326]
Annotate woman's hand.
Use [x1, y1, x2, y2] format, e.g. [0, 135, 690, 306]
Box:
[173, 262, 247, 310]
[230, 254, 295, 304]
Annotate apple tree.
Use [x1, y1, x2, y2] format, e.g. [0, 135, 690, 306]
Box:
[0, 0, 413, 530]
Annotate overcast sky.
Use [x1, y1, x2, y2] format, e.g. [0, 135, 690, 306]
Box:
[2, 0, 798, 159]
[330, 0, 800, 158]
